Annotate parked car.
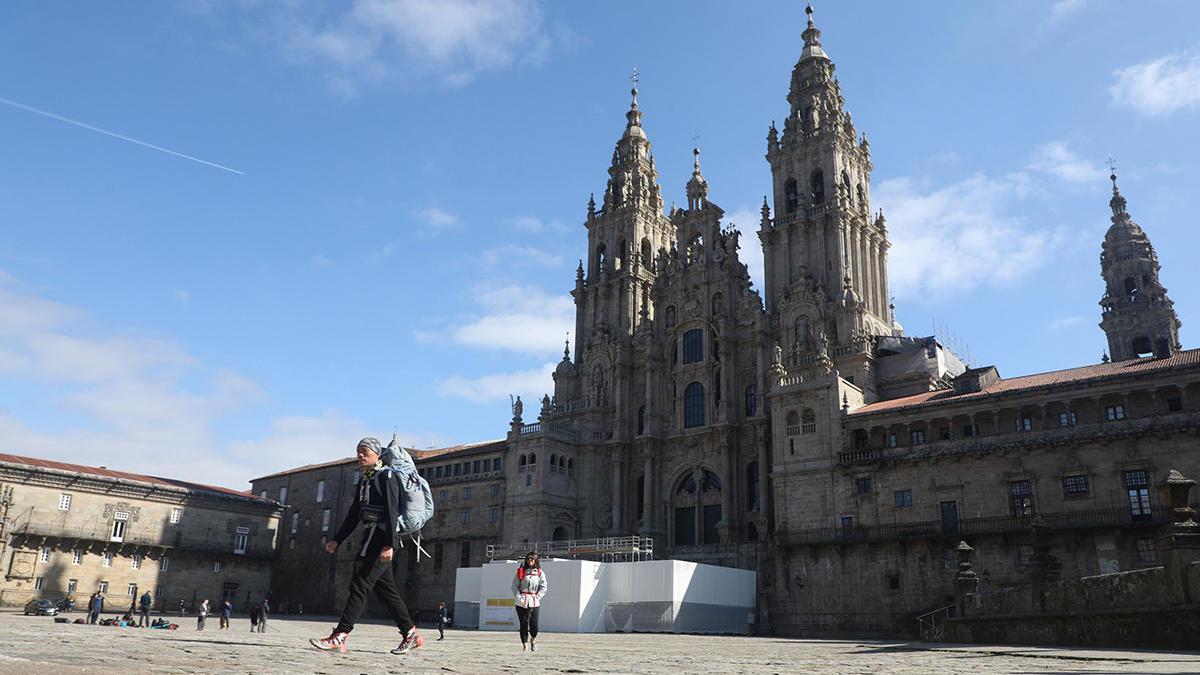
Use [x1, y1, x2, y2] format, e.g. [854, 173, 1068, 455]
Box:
[23, 599, 59, 616]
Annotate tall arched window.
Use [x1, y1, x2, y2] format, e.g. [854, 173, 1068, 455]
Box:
[616, 238, 627, 270]
[595, 244, 608, 273]
[637, 405, 646, 435]
[785, 178, 799, 214]
[684, 382, 706, 428]
[528, 453, 537, 465]
[811, 170, 825, 205]
[802, 408, 817, 434]
[1124, 277, 1139, 301]
[746, 461, 760, 512]
[856, 183, 865, 206]
[641, 238, 653, 269]
[674, 475, 697, 546]
[744, 384, 758, 417]
[682, 329, 704, 363]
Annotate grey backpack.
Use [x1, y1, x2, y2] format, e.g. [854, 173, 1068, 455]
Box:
[380, 437, 435, 561]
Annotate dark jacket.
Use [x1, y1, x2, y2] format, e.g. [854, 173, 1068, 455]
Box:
[139, 593, 152, 610]
[90, 595, 104, 613]
[333, 467, 403, 553]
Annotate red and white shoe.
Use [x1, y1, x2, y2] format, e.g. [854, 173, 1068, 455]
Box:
[390, 626, 424, 655]
[310, 631, 349, 654]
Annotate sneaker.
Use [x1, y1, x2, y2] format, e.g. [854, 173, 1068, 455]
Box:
[530, 639, 536, 652]
[310, 631, 349, 654]
[391, 627, 424, 655]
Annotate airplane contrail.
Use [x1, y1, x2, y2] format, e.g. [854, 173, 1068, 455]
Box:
[0, 96, 245, 175]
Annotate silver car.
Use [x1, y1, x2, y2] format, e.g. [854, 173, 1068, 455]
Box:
[23, 599, 59, 616]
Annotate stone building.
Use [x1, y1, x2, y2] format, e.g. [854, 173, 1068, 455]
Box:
[0, 453, 282, 613]
[256, 5, 1198, 635]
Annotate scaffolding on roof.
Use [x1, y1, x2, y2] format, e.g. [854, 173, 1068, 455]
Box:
[486, 536, 654, 563]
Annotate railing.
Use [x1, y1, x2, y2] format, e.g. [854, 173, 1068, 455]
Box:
[12, 521, 275, 559]
[515, 421, 581, 443]
[786, 425, 802, 436]
[837, 448, 880, 465]
[917, 604, 956, 642]
[486, 536, 654, 563]
[777, 506, 1183, 547]
[519, 423, 541, 434]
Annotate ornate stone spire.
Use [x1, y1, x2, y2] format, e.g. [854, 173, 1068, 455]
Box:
[602, 70, 663, 213]
[801, 3, 828, 62]
[1099, 169, 1182, 360]
[685, 147, 708, 209]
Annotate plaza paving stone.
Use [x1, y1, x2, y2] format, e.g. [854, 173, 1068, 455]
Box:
[1, 611, 1198, 674]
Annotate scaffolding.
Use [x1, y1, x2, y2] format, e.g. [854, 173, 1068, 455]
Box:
[486, 536, 654, 563]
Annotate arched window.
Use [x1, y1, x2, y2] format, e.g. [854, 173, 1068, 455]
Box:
[552, 526, 569, 541]
[567, 458, 575, 473]
[549, 453, 557, 467]
[519, 454, 527, 466]
[856, 183, 865, 205]
[1132, 336, 1153, 357]
[785, 178, 799, 214]
[1124, 276, 1138, 301]
[682, 329, 704, 364]
[744, 384, 758, 417]
[746, 461, 760, 512]
[641, 239, 653, 269]
[595, 244, 608, 273]
[637, 405, 646, 435]
[615, 238, 627, 270]
[687, 232, 704, 263]
[528, 453, 537, 465]
[811, 170, 825, 205]
[802, 408, 817, 434]
[786, 410, 800, 427]
[677, 475, 698, 496]
[684, 382, 706, 428]
[701, 469, 721, 492]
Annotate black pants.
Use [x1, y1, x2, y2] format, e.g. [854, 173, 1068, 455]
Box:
[138, 608, 150, 627]
[334, 528, 414, 635]
[515, 605, 539, 643]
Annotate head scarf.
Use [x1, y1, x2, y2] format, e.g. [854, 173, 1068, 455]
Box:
[357, 437, 384, 479]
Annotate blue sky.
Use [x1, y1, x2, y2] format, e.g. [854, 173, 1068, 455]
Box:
[2, 1, 1198, 488]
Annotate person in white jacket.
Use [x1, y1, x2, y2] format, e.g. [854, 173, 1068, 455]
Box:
[510, 552, 548, 651]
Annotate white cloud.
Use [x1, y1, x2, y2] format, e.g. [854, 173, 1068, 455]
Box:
[876, 172, 1063, 300]
[451, 284, 573, 356]
[274, 0, 553, 89]
[1111, 49, 1200, 116]
[506, 215, 567, 233]
[438, 362, 556, 404]
[722, 206, 764, 292]
[1028, 141, 1100, 184]
[481, 244, 563, 269]
[418, 206, 459, 229]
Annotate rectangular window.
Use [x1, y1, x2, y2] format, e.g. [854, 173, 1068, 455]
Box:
[462, 462, 470, 476]
[453, 463, 462, 477]
[59, 493, 72, 511]
[473, 460, 481, 474]
[131, 554, 142, 569]
[884, 433, 898, 448]
[34, 577, 44, 590]
[1014, 416, 1032, 432]
[291, 512, 299, 534]
[72, 549, 82, 565]
[434, 542, 444, 571]
[234, 527, 249, 555]
[1124, 469, 1151, 518]
[961, 424, 977, 438]
[321, 509, 331, 532]
[488, 508, 498, 524]
[1062, 474, 1089, 497]
[160, 556, 169, 572]
[490, 483, 499, 497]
[1105, 404, 1126, 421]
[103, 552, 113, 567]
[1017, 545, 1034, 567]
[894, 489, 912, 508]
[461, 510, 470, 525]
[1167, 397, 1183, 413]
[1136, 538, 1158, 563]
[279, 486, 288, 504]
[910, 429, 926, 445]
[483, 458, 492, 472]
[155, 585, 165, 600]
[316, 480, 325, 503]
[1009, 480, 1034, 517]
[855, 477, 872, 495]
[1058, 411, 1077, 426]
[435, 466, 443, 479]
[170, 507, 182, 524]
[494, 457, 503, 472]
[525, 473, 532, 487]
[212, 561, 221, 573]
[67, 578, 77, 593]
[97, 581, 108, 594]
[259, 489, 267, 499]
[110, 519, 127, 543]
[127, 583, 137, 597]
[460, 541, 471, 568]
[463, 487, 472, 499]
[839, 515, 854, 539]
[682, 329, 704, 363]
[40, 546, 50, 563]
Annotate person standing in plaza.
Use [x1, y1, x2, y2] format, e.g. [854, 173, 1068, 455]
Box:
[309, 437, 424, 656]
[511, 552, 548, 652]
[436, 601, 449, 641]
[87, 591, 103, 624]
[258, 598, 269, 633]
[197, 598, 209, 631]
[219, 599, 232, 629]
[248, 600, 261, 632]
[138, 590, 153, 627]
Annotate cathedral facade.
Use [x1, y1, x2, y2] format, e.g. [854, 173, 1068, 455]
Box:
[254, 6, 1199, 635]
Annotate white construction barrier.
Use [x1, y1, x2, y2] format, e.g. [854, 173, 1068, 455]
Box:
[453, 566, 482, 629]
[466, 558, 755, 634]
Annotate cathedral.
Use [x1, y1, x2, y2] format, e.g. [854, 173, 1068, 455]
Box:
[252, 5, 1199, 635]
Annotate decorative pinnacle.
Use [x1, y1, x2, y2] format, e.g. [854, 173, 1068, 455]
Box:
[692, 147, 702, 175]
[1107, 158, 1128, 217]
[563, 335, 571, 360]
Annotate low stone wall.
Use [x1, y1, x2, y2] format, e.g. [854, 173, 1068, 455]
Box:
[969, 566, 1173, 616]
[943, 606, 1200, 650]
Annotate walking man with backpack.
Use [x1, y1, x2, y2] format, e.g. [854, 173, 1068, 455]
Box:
[310, 436, 432, 656]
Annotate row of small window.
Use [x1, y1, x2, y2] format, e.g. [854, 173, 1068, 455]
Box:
[33, 578, 165, 598]
[517, 454, 573, 473]
[56, 495, 183, 526]
[40, 547, 170, 571]
[877, 406, 1131, 448]
[436, 484, 501, 503]
[430, 456, 505, 481]
[861, 469, 1154, 518]
[452, 508, 499, 526]
[291, 510, 332, 534]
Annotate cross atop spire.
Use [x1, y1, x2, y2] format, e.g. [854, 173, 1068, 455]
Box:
[801, 2, 827, 60]
[1108, 157, 1128, 217]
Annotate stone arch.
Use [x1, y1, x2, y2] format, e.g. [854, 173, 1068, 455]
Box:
[810, 170, 825, 205]
[595, 243, 608, 273]
[785, 178, 799, 214]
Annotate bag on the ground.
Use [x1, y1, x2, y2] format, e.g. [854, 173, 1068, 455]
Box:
[380, 436, 435, 560]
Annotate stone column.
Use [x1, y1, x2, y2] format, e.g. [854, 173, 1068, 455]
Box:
[642, 455, 654, 531]
[720, 444, 734, 543]
[611, 449, 622, 534]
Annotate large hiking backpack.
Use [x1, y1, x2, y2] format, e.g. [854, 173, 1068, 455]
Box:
[380, 437, 435, 561]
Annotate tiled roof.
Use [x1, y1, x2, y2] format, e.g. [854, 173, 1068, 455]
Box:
[852, 349, 1200, 416]
[252, 439, 508, 481]
[0, 452, 273, 503]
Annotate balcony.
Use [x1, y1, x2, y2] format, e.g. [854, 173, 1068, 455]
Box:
[776, 505, 1188, 547]
[11, 521, 276, 559]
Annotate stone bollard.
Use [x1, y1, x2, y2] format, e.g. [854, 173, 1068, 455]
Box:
[954, 540, 980, 617]
[1155, 469, 1200, 605]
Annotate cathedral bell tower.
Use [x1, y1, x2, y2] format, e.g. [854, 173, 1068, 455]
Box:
[758, 3, 893, 384]
[573, 80, 674, 352]
[1099, 171, 1182, 360]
